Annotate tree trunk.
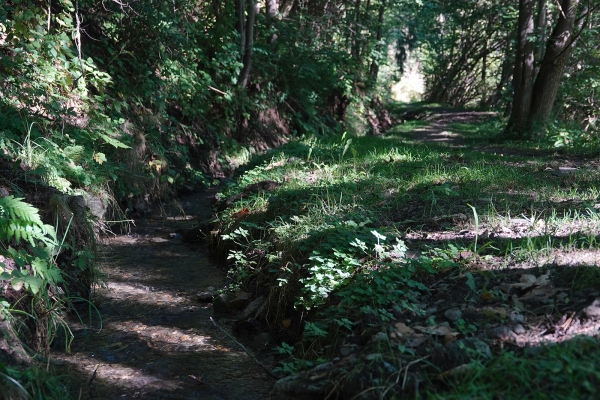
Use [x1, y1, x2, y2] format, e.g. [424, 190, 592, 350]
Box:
[236, 0, 246, 58]
[368, 0, 387, 86]
[279, 0, 295, 17]
[529, 0, 579, 127]
[238, 0, 256, 89]
[504, 0, 535, 136]
[533, 0, 548, 78]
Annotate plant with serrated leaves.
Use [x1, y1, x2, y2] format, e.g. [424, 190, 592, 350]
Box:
[0, 196, 57, 249]
[0, 196, 73, 358]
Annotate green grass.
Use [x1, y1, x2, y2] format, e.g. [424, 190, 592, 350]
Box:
[429, 336, 600, 399]
[211, 109, 600, 398]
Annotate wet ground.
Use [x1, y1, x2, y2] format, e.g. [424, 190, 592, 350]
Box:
[51, 189, 283, 399]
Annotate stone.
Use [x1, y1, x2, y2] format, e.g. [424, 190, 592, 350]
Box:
[513, 324, 526, 334]
[509, 312, 525, 323]
[583, 299, 600, 318]
[426, 306, 438, 315]
[253, 332, 273, 350]
[241, 296, 266, 319]
[486, 325, 516, 340]
[339, 345, 355, 357]
[197, 286, 217, 302]
[444, 308, 462, 322]
[274, 362, 336, 395]
[85, 194, 106, 220]
[371, 332, 389, 343]
[365, 353, 383, 361]
[212, 293, 236, 313]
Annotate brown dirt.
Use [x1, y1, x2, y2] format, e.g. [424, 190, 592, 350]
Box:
[401, 109, 496, 146]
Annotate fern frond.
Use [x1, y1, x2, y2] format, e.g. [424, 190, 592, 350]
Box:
[0, 196, 57, 247]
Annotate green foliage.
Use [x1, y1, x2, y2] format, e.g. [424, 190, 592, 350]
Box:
[0, 360, 71, 400]
[0, 196, 77, 395]
[0, 196, 62, 294]
[429, 336, 600, 399]
[0, 196, 57, 248]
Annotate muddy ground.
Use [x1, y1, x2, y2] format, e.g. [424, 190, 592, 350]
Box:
[51, 188, 290, 400]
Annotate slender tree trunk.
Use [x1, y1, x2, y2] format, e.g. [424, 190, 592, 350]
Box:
[529, 0, 579, 126]
[368, 0, 386, 86]
[238, 0, 256, 89]
[504, 0, 535, 136]
[279, 0, 295, 17]
[351, 0, 362, 59]
[236, 0, 246, 58]
[533, 0, 547, 79]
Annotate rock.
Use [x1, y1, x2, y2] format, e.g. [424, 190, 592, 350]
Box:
[509, 312, 525, 323]
[241, 296, 266, 319]
[197, 286, 218, 302]
[446, 338, 491, 365]
[254, 300, 268, 319]
[583, 299, 600, 318]
[339, 345, 356, 357]
[426, 306, 438, 315]
[365, 353, 383, 361]
[253, 332, 273, 350]
[486, 325, 516, 340]
[274, 362, 336, 395]
[85, 193, 107, 220]
[513, 324, 526, 334]
[226, 297, 249, 311]
[179, 219, 215, 242]
[212, 293, 236, 313]
[371, 332, 389, 343]
[0, 320, 32, 367]
[444, 308, 462, 322]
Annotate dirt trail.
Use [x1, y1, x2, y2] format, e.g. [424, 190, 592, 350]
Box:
[401, 109, 496, 146]
[52, 189, 282, 400]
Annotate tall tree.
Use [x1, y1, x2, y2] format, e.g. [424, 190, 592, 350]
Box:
[505, 0, 581, 137]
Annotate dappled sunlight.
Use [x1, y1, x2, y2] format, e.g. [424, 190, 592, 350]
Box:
[105, 320, 219, 352]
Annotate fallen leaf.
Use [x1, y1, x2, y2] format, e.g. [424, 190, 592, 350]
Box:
[394, 322, 414, 336]
[534, 273, 550, 286]
[413, 325, 456, 336]
[282, 318, 291, 328]
[480, 290, 494, 301]
[232, 207, 250, 219]
[443, 333, 457, 344]
[407, 334, 428, 347]
[519, 286, 558, 301]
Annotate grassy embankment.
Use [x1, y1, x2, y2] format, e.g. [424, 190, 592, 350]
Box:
[212, 109, 600, 398]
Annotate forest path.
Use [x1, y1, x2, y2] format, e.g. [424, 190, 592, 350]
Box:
[398, 108, 497, 146]
[52, 188, 282, 400]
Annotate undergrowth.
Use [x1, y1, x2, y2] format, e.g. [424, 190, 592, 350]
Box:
[211, 113, 600, 398]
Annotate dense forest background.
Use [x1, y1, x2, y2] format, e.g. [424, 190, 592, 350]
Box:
[1, 0, 600, 398]
[2, 0, 598, 209]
